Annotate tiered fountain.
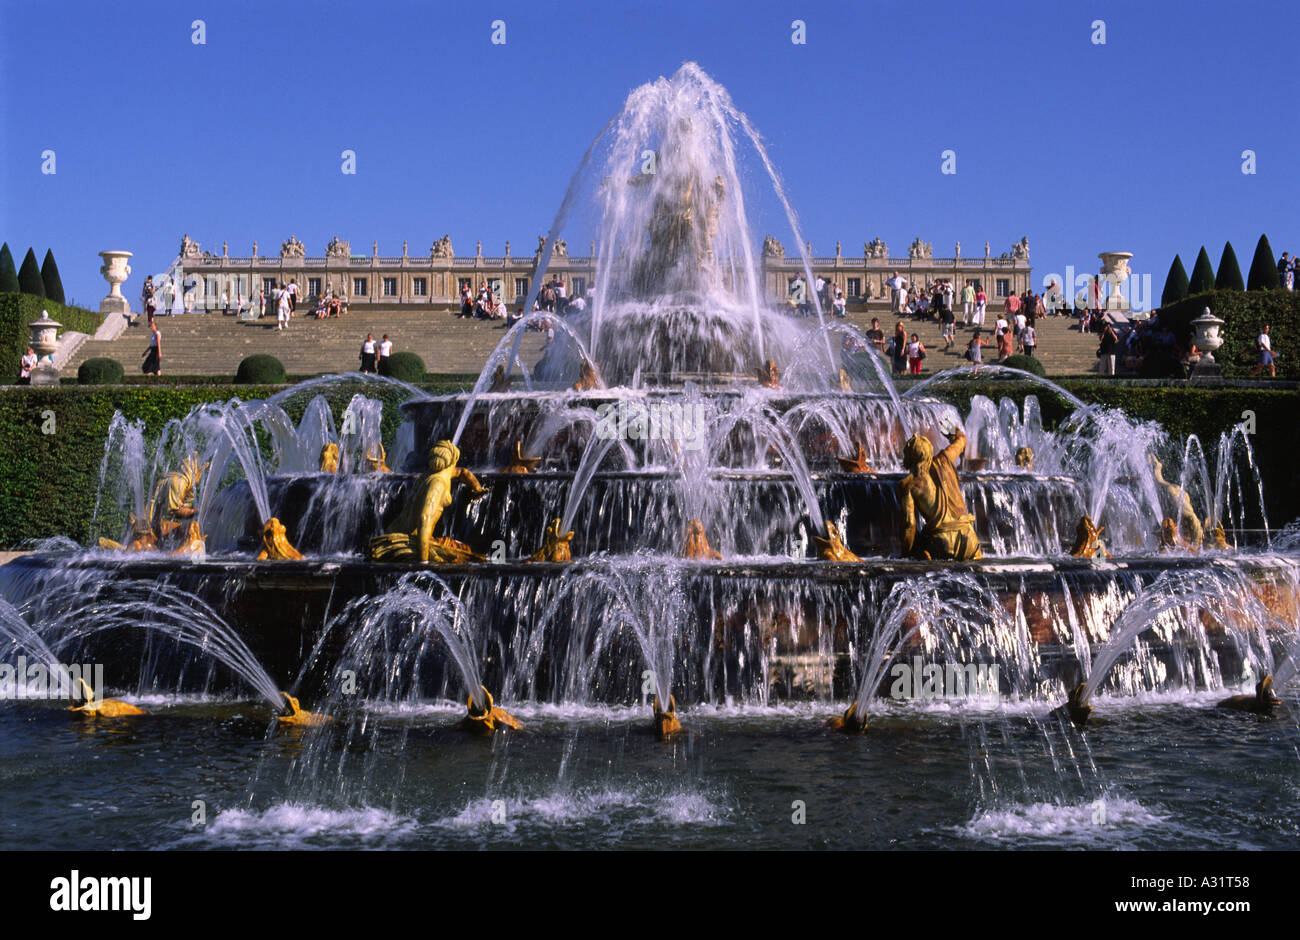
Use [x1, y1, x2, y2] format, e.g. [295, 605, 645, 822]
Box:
[1, 64, 1297, 745]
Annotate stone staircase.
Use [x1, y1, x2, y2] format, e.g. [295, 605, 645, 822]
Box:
[67, 310, 547, 378]
[839, 307, 1104, 377]
[67, 306, 1105, 378]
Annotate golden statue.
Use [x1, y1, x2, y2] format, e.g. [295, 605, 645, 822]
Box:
[456, 686, 522, 734]
[319, 443, 340, 474]
[1208, 522, 1230, 550]
[1157, 517, 1183, 552]
[277, 692, 330, 727]
[682, 519, 722, 560]
[257, 518, 304, 560]
[168, 521, 207, 557]
[652, 694, 682, 740]
[815, 521, 861, 561]
[757, 359, 781, 389]
[1015, 446, 1034, 471]
[503, 440, 541, 474]
[368, 440, 490, 563]
[1217, 675, 1282, 715]
[838, 368, 852, 392]
[898, 429, 982, 561]
[365, 444, 390, 473]
[149, 456, 207, 543]
[489, 364, 512, 393]
[528, 518, 575, 563]
[68, 676, 146, 718]
[826, 701, 868, 733]
[573, 359, 601, 391]
[1149, 456, 1203, 548]
[836, 442, 875, 474]
[1069, 515, 1109, 558]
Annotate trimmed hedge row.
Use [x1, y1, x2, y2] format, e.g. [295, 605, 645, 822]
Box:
[0, 293, 103, 380]
[0, 381, 1294, 548]
[1157, 289, 1300, 379]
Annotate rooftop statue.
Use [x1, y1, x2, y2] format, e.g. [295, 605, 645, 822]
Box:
[431, 235, 453, 259]
[1010, 237, 1030, 261]
[762, 234, 786, 258]
[898, 428, 982, 561]
[908, 238, 932, 260]
[180, 234, 202, 259]
[864, 238, 888, 259]
[325, 236, 350, 259]
[369, 440, 491, 563]
[280, 236, 306, 259]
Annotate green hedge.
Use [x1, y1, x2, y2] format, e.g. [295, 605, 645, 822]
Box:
[1156, 289, 1300, 379]
[378, 350, 426, 383]
[77, 357, 125, 385]
[999, 354, 1046, 377]
[234, 354, 286, 384]
[0, 293, 102, 380]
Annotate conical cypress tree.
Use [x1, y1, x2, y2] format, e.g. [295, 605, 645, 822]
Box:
[1188, 246, 1216, 295]
[1215, 241, 1245, 291]
[1161, 254, 1189, 307]
[0, 243, 19, 294]
[1247, 234, 1280, 291]
[17, 248, 45, 297]
[40, 249, 66, 304]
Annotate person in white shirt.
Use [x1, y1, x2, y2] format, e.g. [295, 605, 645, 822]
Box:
[832, 287, 846, 318]
[1013, 311, 1027, 338]
[378, 334, 394, 364]
[994, 315, 1008, 339]
[1250, 323, 1276, 377]
[276, 284, 291, 332]
[19, 347, 37, 384]
[220, 290, 229, 316]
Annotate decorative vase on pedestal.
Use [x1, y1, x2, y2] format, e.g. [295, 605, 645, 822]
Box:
[99, 250, 133, 316]
[28, 310, 62, 386]
[1098, 251, 1134, 314]
[1189, 307, 1225, 378]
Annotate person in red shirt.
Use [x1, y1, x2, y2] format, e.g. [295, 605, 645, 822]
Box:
[1004, 292, 1021, 318]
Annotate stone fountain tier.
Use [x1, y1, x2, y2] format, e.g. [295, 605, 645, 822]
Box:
[400, 390, 959, 471]
[201, 469, 1085, 559]
[4, 552, 1294, 703]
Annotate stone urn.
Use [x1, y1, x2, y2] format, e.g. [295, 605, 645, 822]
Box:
[1190, 307, 1225, 363]
[98, 250, 133, 315]
[1098, 251, 1133, 312]
[28, 310, 62, 386]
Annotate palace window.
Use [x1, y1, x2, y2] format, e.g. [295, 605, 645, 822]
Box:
[412, 278, 427, 297]
[353, 277, 368, 297]
[382, 277, 398, 297]
[262, 278, 276, 294]
[845, 278, 861, 298]
[308, 277, 322, 298]
[995, 279, 1011, 298]
[571, 277, 587, 297]
[514, 277, 529, 299]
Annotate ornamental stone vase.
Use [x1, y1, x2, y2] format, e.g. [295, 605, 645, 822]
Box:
[1190, 307, 1225, 363]
[1098, 251, 1133, 312]
[28, 309, 62, 386]
[99, 250, 133, 315]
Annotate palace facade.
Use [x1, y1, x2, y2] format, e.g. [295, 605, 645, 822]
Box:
[167, 234, 1033, 312]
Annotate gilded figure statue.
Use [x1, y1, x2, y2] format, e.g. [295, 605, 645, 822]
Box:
[503, 440, 541, 474]
[1015, 446, 1034, 471]
[528, 518, 575, 563]
[368, 441, 490, 563]
[836, 442, 875, 474]
[365, 444, 390, 473]
[1069, 515, 1109, 558]
[815, 521, 861, 562]
[257, 518, 304, 560]
[682, 519, 722, 560]
[489, 364, 512, 392]
[573, 359, 601, 391]
[757, 359, 780, 389]
[1149, 455, 1204, 548]
[319, 443, 340, 474]
[898, 429, 982, 561]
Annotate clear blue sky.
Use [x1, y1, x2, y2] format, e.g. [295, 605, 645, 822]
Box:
[2, 0, 1296, 306]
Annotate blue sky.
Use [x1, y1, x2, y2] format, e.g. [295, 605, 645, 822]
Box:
[2, 0, 1296, 306]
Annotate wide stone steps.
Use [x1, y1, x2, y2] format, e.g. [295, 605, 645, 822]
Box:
[68, 307, 1104, 378]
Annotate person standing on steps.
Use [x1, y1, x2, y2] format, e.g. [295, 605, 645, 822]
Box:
[378, 334, 394, 371]
[276, 282, 291, 332]
[142, 320, 162, 376]
[360, 333, 378, 374]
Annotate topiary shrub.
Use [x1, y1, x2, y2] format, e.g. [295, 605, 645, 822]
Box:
[17, 248, 45, 297]
[1215, 241, 1245, 291]
[77, 357, 124, 385]
[1000, 353, 1046, 377]
[378, 350, 425, 383]
[234, 354, 286, 384]
[1188, 247, 1216, 295]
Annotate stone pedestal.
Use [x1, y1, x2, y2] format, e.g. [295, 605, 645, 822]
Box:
[98, 250, 133, 315]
